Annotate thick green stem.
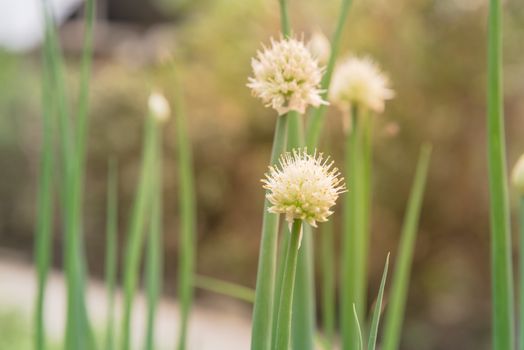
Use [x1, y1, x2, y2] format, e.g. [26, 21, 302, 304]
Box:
[271, 223, 290, 350]
[486, 0, 515, 349]
[274, 220, 303, 350]
[251, 114, 288, 350]
[341, 108, 368, 350]
[291, 224, 315, 350]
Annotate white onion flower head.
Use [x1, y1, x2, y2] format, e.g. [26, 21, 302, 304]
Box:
[512, 154, 524, 195]
[148, 91, 170, 122]
[307, 30, 331, 65]
[330, 56, 394, 113]
[262, 149, 346, 227]
[248, 36, 328, 115]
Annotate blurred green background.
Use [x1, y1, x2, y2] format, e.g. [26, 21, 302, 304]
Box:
[0, 0, 523, 349]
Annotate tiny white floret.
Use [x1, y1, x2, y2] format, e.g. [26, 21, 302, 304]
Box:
[148, 91, 170, 122]
[330, 56, 394, 113]
[248, 36, 328, 116]
[512, 154, 524, 195]
[262, 149, 346, 227]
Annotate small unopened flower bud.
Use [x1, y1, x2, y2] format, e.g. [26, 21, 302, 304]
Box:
[148, 91, 170, 122]
[248, 36, 328, 116]
[512, 154, 524, 195]
[262, 148, 346, 227]
[307, 30, 331, 65]
[330, 56, 394, 113]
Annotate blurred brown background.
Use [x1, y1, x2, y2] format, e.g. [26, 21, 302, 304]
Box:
[0, 0, 523, 349]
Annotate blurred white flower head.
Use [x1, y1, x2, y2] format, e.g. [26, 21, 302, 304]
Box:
[262, 149, 346, 227]
[0, 0, 82, 52]
[512, 154, 524, 195]
[330, 56, 394, 113]
[248, 36, 327, 115]
[307, 30, 331, 65]
[148, 91, 170, 122]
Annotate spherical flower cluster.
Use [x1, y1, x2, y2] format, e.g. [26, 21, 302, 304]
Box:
[262, 149, 346, 227]
[248, 37, 327, 115]
[512, 154, 524, 195]
[307, 30, 331, 65]
[329, 56, 394, 113]
[148, 91, 170, 122]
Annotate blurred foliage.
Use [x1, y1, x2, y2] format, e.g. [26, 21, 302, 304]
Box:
[0, 0, 524, 349]
[0, 309, 61, 350]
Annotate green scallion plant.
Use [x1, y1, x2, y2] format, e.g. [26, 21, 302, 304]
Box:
[330, 54, 394, 350]
[39, 0, 96, 347]
[263, 149, 346, 350]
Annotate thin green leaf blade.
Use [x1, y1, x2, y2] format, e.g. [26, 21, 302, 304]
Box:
[381, 144, 432, 350]
[367, 253, 390, 350]
[194, 275, 255, 303]
[104, 160, 118, 350]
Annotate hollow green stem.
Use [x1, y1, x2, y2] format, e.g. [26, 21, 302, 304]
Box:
[341, 108, 368, 350]
[486, 0, 515, 349]
[251, 114, 288, 350]
[274, 220, 303, 350]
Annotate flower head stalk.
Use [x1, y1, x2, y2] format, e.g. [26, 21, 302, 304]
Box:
[330, 56, 394, 113]
[262, 148, 346, 227]
[248, 37, 328, 115]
